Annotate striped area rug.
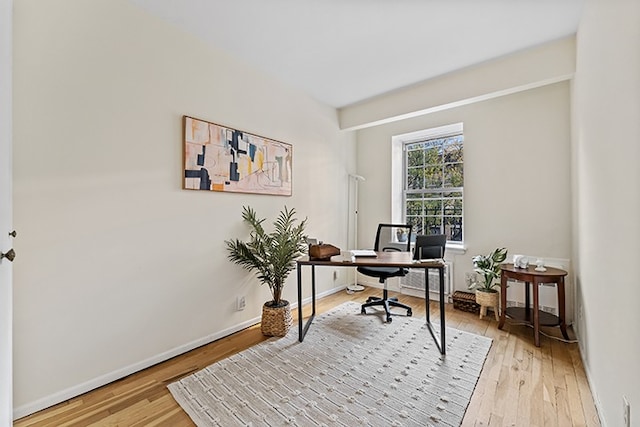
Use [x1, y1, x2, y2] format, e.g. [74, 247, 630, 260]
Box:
[169, 301, 492, 426]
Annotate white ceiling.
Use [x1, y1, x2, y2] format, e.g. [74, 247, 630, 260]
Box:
[129, 0, 585, 108]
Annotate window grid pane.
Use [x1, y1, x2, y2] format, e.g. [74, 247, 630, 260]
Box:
[403, 133, 463, 244]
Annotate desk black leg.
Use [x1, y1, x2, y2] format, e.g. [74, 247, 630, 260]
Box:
[311, 265, 316, 315]
[425, 267, 431, 324]
[424, 266, 446, 355]
[439, 267, 446, 355]
[297, 265, 303, 341]
[298, 264, 317, 342]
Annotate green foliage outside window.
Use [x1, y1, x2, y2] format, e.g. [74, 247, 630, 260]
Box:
[404, 134, 463, 242]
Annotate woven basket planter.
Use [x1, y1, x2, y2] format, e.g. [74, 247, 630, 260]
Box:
[261, 300, 293, 337]
[475, 289, 498, 306]
[475, 289, 499, 321]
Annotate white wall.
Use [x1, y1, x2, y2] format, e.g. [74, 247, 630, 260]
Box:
[0, 0, 13, 424]
[573, 0, 640, 425]
[12, 0, 354, 416]
[355, 82, 572, 310]
[340, 37, 575, 130]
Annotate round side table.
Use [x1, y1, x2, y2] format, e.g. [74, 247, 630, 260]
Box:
[498, 263, 569, 347]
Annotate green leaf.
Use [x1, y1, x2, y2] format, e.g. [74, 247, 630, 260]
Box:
[469, 247, 508, 291]
[225, 205, 308, 305]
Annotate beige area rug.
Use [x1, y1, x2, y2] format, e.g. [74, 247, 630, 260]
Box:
[168, 302, 492, 427]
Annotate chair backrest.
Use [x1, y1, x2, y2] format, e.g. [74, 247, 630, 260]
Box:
[413, 234, 446, 260]
[374, 224, 412, 252]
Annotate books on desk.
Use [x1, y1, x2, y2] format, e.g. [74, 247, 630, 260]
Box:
[350, 249, 377, 257]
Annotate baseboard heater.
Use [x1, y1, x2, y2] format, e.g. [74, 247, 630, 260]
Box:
[399, 261, 452, 300]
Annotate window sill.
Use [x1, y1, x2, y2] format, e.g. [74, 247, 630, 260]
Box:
[446, 243, 466, 255]
[407, 242, 466, 255]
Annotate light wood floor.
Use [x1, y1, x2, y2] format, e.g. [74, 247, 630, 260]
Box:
[14, 288, 600, 426]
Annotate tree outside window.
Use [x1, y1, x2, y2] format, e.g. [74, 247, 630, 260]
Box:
[404, 134, 463, 243]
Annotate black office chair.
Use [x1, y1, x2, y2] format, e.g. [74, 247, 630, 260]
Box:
[358, 223, 413, 323]
[413, 234, 446, 261]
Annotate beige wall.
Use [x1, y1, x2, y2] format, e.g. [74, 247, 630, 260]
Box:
[573, 0, 640, 424]
[12, 0, 354, 415]
[13, 1, 640, 424]
[340, 37, 575, 130]
[355, 82, 573, 310]
[1, 0, 13, 424]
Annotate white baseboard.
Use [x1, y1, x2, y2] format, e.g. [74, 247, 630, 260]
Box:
[575, 330, 605, 426]
[13, 285, 346, 420]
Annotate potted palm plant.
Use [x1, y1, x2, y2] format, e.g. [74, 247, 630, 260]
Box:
[468, 247, 508, 320]
[225, 205, 308, 337]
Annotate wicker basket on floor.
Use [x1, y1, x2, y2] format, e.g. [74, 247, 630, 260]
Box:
[261, 300, 293, 337]
[452, 291, 481, 314]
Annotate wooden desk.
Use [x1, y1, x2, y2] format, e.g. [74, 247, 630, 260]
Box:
[296, 252, 448, 354]
[498, 263, 569, 346]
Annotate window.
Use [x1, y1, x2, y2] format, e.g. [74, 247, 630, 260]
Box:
[392, 123, 464, 245]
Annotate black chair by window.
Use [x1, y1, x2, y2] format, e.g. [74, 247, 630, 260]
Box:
[413, 234, 446, 261]
[358, 223, 413, 323]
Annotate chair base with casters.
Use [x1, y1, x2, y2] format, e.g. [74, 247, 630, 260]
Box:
[361, 288, 412, 323]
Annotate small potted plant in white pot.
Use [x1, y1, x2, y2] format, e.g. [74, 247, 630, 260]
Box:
[225, 206, 307, 337]
[469, 247, 508, 320]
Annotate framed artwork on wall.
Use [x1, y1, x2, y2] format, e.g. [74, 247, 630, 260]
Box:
[183, 116, 292, 196]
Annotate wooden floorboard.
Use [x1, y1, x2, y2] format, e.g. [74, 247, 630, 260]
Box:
[14, 288, 600, 426]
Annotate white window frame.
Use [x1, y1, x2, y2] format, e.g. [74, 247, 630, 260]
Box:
[391, 122, 466, 253]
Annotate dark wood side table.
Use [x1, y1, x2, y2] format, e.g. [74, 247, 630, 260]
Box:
[498, 263, 569, 347]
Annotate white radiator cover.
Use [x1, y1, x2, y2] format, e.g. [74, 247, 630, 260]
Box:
[356, 262, 452, 301]
[399, 262, 453, 299]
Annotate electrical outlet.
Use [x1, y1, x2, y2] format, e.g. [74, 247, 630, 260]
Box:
[237, 295, 246, 311]
[623, 396, 630, 427]
[465, 272, 478, 288]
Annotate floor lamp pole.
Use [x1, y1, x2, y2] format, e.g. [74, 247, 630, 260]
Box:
[347, 174, 365, 292]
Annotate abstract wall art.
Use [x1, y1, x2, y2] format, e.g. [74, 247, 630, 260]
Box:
[183, 116, 292, 196]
